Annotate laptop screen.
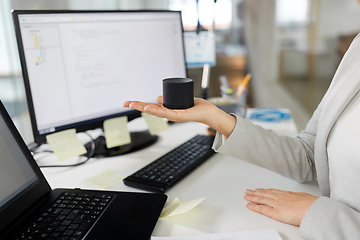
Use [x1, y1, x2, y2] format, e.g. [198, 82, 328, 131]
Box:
[0, 113, 38, 213]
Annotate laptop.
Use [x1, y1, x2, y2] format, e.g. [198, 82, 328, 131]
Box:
[0, 100, 167, 239]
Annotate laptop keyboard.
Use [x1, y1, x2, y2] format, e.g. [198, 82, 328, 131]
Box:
[16, 192, 115, 240]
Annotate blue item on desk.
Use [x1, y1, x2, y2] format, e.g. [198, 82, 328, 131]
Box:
[249, 108, 291, 122]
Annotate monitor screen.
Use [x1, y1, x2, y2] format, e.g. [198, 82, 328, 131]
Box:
[13, 10, 187, 144]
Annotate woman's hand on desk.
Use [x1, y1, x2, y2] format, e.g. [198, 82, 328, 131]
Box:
[123, 96, 236, 138]
[244, 188, 319, 226]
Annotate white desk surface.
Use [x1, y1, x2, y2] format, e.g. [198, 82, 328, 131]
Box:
[39, 109, 320, 240]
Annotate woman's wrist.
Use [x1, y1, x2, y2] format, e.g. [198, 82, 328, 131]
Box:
[205, 107, 236, 138]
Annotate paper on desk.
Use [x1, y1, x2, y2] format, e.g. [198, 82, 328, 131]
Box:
[142, 112, 169, 135]
[160, 198, 205, 219]
[85, 169, 124, 189]
[151, 228, 283, 240]
[103, 116, 131, 148]
[46, 129, 87, 161]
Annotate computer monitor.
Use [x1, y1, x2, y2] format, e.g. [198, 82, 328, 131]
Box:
[12, 10, 187, 156]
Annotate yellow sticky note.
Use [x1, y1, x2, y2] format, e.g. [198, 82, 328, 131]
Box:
[103, 116, 131, 148]
[159, 197, 205, 218]
[141, 112, 169, 135]
[46, 129, 87, 161]
[85, 169, 124, 189]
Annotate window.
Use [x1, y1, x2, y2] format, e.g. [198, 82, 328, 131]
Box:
[276, 0, 310, 28]
[0, 0, 21, 76]
[169, 0, 232, 31]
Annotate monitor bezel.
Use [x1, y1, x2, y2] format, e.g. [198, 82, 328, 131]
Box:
[12, 9, 187, 144]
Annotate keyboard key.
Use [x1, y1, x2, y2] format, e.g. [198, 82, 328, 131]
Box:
[56, 215, 66, 221]
[66, 210, 80, 220]
[43, 217, 53, 223]
[61, 209, 71, 215]
[37, 223, 48, 228]
[50, 232, 62, 238]
[73, 214, 86, 224]
[49, 220, 61, 227]
[37, 233, 49, 239]
[30, 229, 41, 235]
[68, 223, 79, 230]
[61, 220, 72, 226]
[63, 230, 74, 236]
[78, 193, 94, 198]
[43, 226, 55, 232]
[78, 219, 93, 231]
[48, 208, 62, 217]
[56, 226, 67, 232]
[73, 230, 84, 237]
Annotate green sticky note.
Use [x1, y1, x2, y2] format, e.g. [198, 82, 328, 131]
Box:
[141, 112, 169, 135]
[46, 129, 87, 161]
[85, 169, 124, 189]
[103, 116, 131, 148]
[160, 197, 205, 218]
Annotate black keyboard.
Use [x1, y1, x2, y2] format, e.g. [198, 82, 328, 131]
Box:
[123, 134, 215, 193]
[16, 192, 115, 240]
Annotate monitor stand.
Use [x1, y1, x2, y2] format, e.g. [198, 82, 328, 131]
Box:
[84, 130, 158, 158]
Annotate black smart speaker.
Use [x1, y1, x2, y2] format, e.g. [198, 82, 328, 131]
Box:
[162, 78, 194, 109]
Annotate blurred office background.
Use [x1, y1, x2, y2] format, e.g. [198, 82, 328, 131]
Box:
[1, 0, 360, 142]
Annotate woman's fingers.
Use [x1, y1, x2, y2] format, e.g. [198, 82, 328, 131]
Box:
[244, 192, 275, 206]
[124, 101, 161, 112]
[126, 101, 187, 121]
[156, 96, 164, 104]
[122, 100, 133, 108]
[246, 203, 275, 217]
[245, 189, 277, 199]
[143, 104, 173, 119]
[123, 100, 183, 121]
[244, 188, 319, 226]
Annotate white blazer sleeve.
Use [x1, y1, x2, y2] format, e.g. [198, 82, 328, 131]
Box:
[300, 197, 360, 240]
[213, 114, 317, 182]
